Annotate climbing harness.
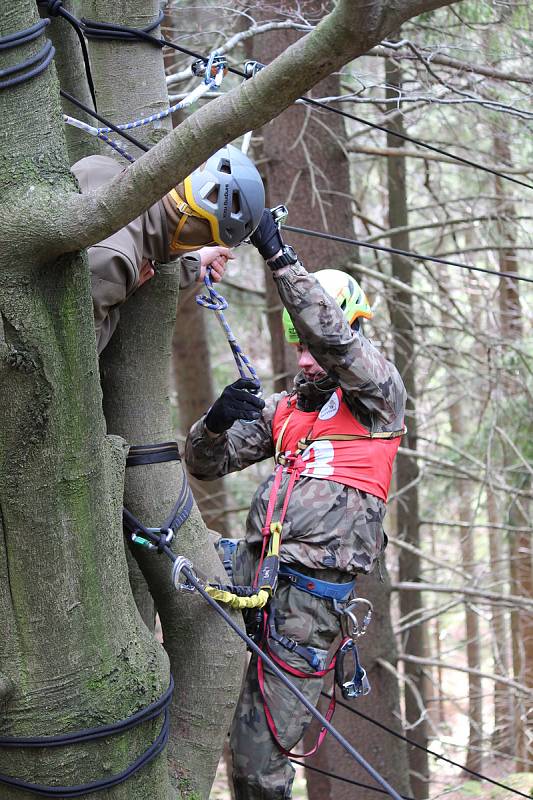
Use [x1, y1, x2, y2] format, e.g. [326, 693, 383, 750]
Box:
[0, 678, 173, 796]
[196, 269, 261, 387]
[0, 19, 55, 91]
[127, 532, 403, 799]
[122, 440, 194, 552]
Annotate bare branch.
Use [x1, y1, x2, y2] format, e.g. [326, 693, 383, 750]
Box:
[398, 654, 532, 695]
[393, 581, 533, 611]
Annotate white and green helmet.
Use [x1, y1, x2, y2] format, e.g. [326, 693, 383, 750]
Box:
[282, 269, 373, 344]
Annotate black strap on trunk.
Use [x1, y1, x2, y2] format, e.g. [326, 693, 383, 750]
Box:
[0, 678, 173, 796]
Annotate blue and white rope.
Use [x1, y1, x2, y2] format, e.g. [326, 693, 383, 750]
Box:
[196, 270, 260, 387]
[63, 64, 223, 138]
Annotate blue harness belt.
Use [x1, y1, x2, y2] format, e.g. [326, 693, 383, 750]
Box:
[279, 564, 355, 602]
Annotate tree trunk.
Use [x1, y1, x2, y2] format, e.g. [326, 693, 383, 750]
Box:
[384, 47, 429, 798]
[448, 403, 483, 775]
[486, 488, 513, 755]
[85, 2, 246, 795]
[38, 0, 100, 164]
[494, 131, 532, 767]
[0, 3, 170, 798]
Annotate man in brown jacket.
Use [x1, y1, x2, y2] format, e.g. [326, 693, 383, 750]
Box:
[72, 144, 265, 352]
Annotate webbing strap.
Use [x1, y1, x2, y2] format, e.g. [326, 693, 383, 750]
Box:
[126, 441, 181, 468]
[257, 651, 337, 758]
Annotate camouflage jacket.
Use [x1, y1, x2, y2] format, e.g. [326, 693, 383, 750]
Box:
[185, 262, 406, 575]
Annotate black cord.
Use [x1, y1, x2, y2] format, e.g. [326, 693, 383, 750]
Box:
[0, 19, 55, 91]
[0, 39, 55, 90]
[37, 0, 98, 110]
[81, 11, 165, 43]
[292, 759, 415, 800]
[321, 691, 532, 800]
[0, 19, 49, 50]
[60, 89, 149, 152]
[283, 224, 533, 285]
[0, 680, 173, 797]
[302, 97, 533, 192]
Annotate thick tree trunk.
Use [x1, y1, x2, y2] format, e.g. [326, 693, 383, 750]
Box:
[0, 3, 170, 798]
[384, 49, 429, 798]
[85, 2, 246, 795]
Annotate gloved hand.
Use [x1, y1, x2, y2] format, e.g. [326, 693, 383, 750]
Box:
[249, 209, 284, 261]
[205, 379, 265, 434]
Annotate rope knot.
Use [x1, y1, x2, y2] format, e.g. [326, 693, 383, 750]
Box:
[39, 0, 63, 16]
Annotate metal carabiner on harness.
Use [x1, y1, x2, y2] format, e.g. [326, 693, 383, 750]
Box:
[335, 639, 371, 700]
[334, 597, 373, 639]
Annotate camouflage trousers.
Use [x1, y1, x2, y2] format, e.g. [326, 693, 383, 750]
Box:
[216, 538, 350, 800]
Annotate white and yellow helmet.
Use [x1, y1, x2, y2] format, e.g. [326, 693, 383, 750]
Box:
[283, 269, 373, 343]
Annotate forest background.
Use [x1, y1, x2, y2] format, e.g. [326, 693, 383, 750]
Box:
[168, 2, 532, 798]
[0, 0, 531, 799]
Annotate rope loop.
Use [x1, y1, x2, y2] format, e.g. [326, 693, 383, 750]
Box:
[195, 269, 261, 386]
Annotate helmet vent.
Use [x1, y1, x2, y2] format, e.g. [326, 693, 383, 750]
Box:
[218, 159, 231, 174]
[207, 186, 219, 204]
[232, 192, 241, 214]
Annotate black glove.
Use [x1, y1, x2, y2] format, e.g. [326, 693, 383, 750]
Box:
[250, 209, 284, 261]
[205, 379, 265, 434]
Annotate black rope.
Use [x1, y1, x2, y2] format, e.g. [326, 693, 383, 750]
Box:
[37, 0, 98, 110]
[60, 89, 149, 152]
[283, 224, 533, 285]
[0, 19, 49, 50]
[81, 11, 165, 42]
[321, 691, 532, 800]
[0, 19, 55, 91]
[292, 759, 415, 800]
[302, 97, 533, 191]
[0, 679, 173, 797]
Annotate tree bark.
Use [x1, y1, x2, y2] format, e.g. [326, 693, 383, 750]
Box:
[38, 0, 100, 164]
[84, 2, 246, 795]
[448, 404, 483, 776]
[494, 130, 532, 768]
[384, 47, 429, 798]
[0, 3, 170, 798]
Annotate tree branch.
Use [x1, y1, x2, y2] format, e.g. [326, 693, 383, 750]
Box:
[25, 0, 461, 258]
[398, 654, 533, 695]
[393, 581, 533, 610]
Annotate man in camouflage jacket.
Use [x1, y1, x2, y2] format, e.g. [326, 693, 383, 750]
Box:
[185, 211, 406, 800]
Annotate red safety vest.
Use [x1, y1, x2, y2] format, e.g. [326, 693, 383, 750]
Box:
[272, 389, 404, 502]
